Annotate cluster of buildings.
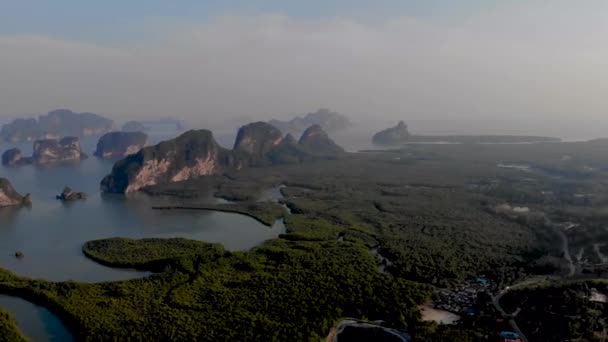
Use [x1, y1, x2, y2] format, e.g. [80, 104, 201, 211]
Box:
[500, 331, 523, 342]
[433, 277, 526, 341]
[433, 277, 493, 316]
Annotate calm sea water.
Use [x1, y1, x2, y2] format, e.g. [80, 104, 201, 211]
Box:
[0, 132, 285, 341]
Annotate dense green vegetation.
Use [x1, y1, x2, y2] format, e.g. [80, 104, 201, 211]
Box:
[83, 238, 226, 270]
[501, 281, 608, 342]
[0, 238, 431, 341]
[5, 140, 608, 340]
[0, 307, 28, 342]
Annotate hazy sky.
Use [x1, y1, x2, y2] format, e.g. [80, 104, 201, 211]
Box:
[1, 1, 607, 137]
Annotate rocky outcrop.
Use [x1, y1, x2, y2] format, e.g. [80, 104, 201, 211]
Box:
[234, 122, 284, 156]
[32, 137, 88, 164]
[56, 187, 87, 201]
[372, 121, 410, 146]
[298, 125, 345, 156]
[101, 130, 238, 193]
[1, 148, 29, 166]
[122, 121, 146, 132]
[1, 138, 86, 166]
[0, 178, 31, 207]
[269, 109, 351, 136]
[101, 124, 345, 193]
[94, 132, 147, 159]
[1, 109, 114, 142]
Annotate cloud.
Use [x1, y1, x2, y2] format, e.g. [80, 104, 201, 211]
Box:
[0, 3, 607, 137]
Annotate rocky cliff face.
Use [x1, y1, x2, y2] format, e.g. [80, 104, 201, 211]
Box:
[94, 132, 147, 159]
[32, 137, 88, 164]
[101, 124, 345, 193]
[372, 121, 411, 146]
[0, 178, 31, 207]
[1, 148, 28, 166]
[1, 109, 114, 142]
[101, 130, 237, 193]
[298, 125, 345, 155]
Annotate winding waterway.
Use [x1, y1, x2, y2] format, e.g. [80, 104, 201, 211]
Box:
[0, 134, 286, 341]
[0, 296, 73, 342]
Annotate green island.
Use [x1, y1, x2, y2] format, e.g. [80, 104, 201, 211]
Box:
[2, 140, 608, 341]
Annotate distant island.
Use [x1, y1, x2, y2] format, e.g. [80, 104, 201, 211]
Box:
[2, 137, 87, 165]
[373, 121, 561, 146]
[373, 121, 411, 145]
[269, 108, 351, 136]
[101, 122, 344, 193]
[94, 132, 147, 159]
[0, 109, 114, 142]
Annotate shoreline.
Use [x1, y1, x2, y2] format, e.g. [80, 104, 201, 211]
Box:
[151, 204, 284, 227]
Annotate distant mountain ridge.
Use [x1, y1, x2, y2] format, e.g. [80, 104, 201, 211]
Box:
[101, 122, 344, 193]
[269, 109, 351, 136]
[0, 109, 114, 142]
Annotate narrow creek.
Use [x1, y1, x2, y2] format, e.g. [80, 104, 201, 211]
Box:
[0, 295, 74, 342]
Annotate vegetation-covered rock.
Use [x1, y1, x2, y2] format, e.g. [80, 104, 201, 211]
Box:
[373, 121, 560, 145]
[31, 137, 88, 164]
[101, 130, 238, 193]
[1, 148, 28, 166]
[269, 108, 351, 135]
[298, 124, 345, 156]
[233, 122, 284, 157]
[56, 187, 87, 201]
[102, 124, 345, 193]
[94, 131, 147, 158]
[0, 109, 114, 142]
[373, 121, 411, 146]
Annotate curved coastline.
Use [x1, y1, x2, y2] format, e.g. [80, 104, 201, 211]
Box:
[0, 195, 290, 341]
[151, 204, 285, 227]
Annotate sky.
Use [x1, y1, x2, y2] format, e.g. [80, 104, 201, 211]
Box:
[1, 0, 607, 137]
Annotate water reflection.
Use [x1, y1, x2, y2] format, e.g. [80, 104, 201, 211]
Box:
[0, 206, 25, 226]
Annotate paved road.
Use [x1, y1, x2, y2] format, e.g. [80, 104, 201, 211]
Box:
[493, 288, 530, 342]
[558, 229, 575, 277]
